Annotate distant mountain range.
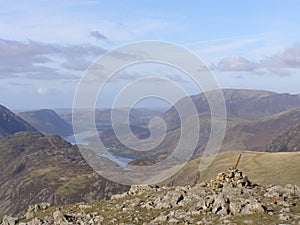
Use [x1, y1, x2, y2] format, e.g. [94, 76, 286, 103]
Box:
[61, 107, 164, 133]
[163, 89, 300, 130]
[161, 89, 300, 158]
[18, 109, 73, 137]
[97, 89, 300, 160]
[15, 89, 300, 155]
[0, 104, 36, 138]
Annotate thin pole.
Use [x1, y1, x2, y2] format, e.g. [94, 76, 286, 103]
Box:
[234, 154, 242, 169]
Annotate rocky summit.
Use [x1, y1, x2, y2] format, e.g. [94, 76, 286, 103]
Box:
[2, 168, 300, 225]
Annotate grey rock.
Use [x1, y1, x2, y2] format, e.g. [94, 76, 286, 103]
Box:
[25, 203, 50, 219]
[264, 185, 284, 198]
[152, 214, 169, 222]
[52, 210, 66, 222]
[212, 194, 229, 215]
[26, 217, 42, 225]
[2, 215, 18, 225]
[168, 217, 179, 224]
[197, 182, 207, 187]
[280, 207, 291, 213]
[229, 201, 243, 215]
[284, 184, 299, 196]
[278, 213, 291, 221]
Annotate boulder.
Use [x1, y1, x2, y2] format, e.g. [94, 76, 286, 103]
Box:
[2, 215, 18, 225]
[52, 210, 66, 222]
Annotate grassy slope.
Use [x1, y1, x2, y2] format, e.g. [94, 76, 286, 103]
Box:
[163, 150, 300, 187]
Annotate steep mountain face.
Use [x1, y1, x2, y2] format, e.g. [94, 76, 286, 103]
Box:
[222, 90, 300, 119]
[222, 108, 300, 151]
[156, 89, 300, 156]
[18, 109, 73, 137]
[163, 89, 300, 130]
[0, 131, 128, 218]
[0, 104, 36, 138]
[266, 122, 300, 152]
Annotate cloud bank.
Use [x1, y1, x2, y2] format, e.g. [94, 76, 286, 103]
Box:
[0, 38, 106, 79]
[216, 44, 300, 75]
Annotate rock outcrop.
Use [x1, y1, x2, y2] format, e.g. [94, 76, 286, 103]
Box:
[3, 168, 300, 224]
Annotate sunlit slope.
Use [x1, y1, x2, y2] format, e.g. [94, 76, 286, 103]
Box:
[164, 150, 300, 186]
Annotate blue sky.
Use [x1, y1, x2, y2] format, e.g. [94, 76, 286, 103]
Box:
[1, 1, 300, 109]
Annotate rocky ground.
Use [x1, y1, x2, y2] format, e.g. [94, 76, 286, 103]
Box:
[2, 168, 300, 225]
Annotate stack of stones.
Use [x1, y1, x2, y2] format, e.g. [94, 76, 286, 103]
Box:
[209, 167, 252, 189]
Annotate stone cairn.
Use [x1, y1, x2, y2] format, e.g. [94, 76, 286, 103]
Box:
[209, 167, 252, 190]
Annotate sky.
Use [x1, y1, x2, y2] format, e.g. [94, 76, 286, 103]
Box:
[1, 0, 300, 109]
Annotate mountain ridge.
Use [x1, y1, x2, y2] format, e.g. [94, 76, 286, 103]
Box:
[0, 104, 36, 138]
[0, 131, 128, 218]
[18, 109, 73, 137]
[163, 89, 300, 130]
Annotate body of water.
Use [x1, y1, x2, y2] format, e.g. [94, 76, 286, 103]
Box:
[64, 131, 134, 168]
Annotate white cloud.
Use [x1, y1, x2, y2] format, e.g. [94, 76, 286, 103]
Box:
[261, 44, 300, 68]
[36, 87, 48, 95]
[216, 44, 300, 75]
[217, 55, 256, 71]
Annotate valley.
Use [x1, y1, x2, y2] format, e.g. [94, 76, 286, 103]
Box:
[0, 88, 300, 224]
